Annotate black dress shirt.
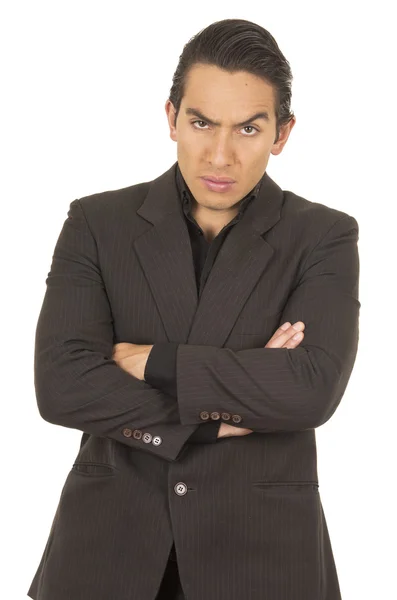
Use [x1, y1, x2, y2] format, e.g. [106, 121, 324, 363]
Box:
[144, 163, 265, 443]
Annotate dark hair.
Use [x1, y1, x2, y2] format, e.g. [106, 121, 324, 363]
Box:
[169, 18, 295, 144]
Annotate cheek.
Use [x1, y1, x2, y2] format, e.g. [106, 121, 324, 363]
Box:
[248, 151, 271, 178]
[177, 135, 198, 161]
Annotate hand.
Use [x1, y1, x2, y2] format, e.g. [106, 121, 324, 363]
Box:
[112, 343, 154, 381]
[217, 320, 305, 438]
[217, 423, 255, 438]
[264, 320, 305, 349]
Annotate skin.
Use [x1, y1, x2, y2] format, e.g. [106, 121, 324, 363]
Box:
[164, 63, 296, 241]
[113, 63, 304, 438]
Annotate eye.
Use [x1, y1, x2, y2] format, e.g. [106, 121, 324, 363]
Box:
[192, 120, 208, 129]
[242, 125, 259, 135]
[191, 120, 259, 136]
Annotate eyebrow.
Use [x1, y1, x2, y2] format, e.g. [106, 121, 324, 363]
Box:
[185, 107, 270, 127]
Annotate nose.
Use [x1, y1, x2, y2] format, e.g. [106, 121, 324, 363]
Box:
[206, 131, 234, 167]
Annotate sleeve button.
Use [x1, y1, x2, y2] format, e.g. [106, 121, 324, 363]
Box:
[232, 415, 242, 423]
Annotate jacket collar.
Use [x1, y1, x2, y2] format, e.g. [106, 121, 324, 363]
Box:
[134, 160, 284, 348]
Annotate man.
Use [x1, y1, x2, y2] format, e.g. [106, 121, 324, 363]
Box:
[27, 18, 360, 600]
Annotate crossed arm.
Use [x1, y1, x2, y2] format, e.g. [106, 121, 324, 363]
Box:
[111, 320, 308, 440]
[34, 198, 360, 462]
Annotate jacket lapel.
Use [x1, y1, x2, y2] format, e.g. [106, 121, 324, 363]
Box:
[134, 162, 283, 347]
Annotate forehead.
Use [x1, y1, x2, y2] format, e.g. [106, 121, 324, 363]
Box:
[183, 63, 276, 115]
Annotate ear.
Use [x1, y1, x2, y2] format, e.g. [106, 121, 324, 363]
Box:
[271, 116, 296, 156]
[165, 99, 178, 142]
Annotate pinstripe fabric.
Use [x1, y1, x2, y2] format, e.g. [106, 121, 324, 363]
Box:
[153, 165, 266, 596]
[146, 162, 265, 445]
[27, 161, 359, 599]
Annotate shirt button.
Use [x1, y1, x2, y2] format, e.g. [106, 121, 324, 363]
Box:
[174, 482, 188, 496]
[221, 412, 231, 420]
[122, 428, 132, 438]
[200, 411, 210, 421]
[210, 411, 220, 420]
[133, 429, 142, 440]
[232, 415, 242, 423]
[142, 433, 153, 443]
[152, 436, 162, 446]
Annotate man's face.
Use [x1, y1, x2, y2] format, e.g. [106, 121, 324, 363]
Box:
[165, 63, 295, 215]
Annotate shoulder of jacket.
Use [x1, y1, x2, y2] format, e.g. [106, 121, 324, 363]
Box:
[282, 189, 358, 233]
[76, 179, 151, 219]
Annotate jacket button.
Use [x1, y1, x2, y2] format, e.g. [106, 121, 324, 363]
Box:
[133, 429, 142, 439]
[221, 412, 231, 420]
[210, 411, 220, 420]
[142, 433, 153, 443]
[232, 414, 242, 423]
[200, 411, 210, 420]
[174, 482, 188, 496]
[122, 428, 132, 438]
[152, 436, 162, 446]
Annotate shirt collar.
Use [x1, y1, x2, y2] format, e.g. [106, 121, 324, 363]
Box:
[175, 163, 264, 218]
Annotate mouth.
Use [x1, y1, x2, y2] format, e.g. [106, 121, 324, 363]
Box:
[200, 177, 236, 193]
[202, 176, 236, 183]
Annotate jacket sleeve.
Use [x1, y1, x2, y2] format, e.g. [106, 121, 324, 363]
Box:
[33, 198, 203, 462]
[175, 215, 360, 432]
[144, 342, 221, 443]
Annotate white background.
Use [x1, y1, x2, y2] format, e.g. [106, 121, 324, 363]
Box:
[1, 1, 395, 598]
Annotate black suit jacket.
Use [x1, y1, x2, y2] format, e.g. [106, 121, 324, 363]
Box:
[27, 161, 360, 600]
[144, 162, 267, 445]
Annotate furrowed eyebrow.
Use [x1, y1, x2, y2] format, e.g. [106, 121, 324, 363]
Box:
[185, 107, 270, 127]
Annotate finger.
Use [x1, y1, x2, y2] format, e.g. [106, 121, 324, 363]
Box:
[114, 343, 133, 350]
[267, 322, 291, 343]
[112, 349, 128, 361]
[114, 343, 137, 351]
[282, 331, 304, 349]
[114, 350, 132, 361]
[265, 322, 305, 348]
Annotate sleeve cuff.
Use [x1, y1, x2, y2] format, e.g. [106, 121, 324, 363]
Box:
[145, 342, 220, 443]
[187, 421, 221, 443]
[144, 342, 179, 397]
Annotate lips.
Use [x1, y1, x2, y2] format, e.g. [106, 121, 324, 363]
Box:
[200, 178, 235, 193]
[202, 176, 236, 183]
